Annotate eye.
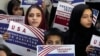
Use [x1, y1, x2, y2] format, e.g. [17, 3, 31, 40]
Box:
[36, 13, 41, 17]
[82, 15, 88, 18]
[19, 8, 23, 10]
[46, 41, 53, 45]
[28, 13, 34, 17]
[56, 41, 61, 45]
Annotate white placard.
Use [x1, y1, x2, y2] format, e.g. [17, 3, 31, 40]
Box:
[37, 45, 75, 56]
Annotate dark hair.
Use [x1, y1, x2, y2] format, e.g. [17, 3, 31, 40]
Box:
[7, 0, 24, 16]
[0, 10, 6, 14]
[25, 4, 47, 30]
[69, 4, 93, 31]
[0, 44, 12, 56]
[44, 28, 63, 44]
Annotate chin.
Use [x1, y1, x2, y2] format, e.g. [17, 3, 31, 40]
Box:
[85, 26, 91, 28]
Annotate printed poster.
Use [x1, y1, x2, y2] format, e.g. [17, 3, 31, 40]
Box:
[89, 35, 100, 56]
[53, 1, 73, 32]
[0, 14, 25, 35]
[92, 9, 99, 25]
[6, 21, 44, 56]
[37, 45, 75, 56]
[20, 0, 42, 7]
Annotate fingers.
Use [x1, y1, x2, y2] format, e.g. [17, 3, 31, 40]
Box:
[2, 32, 9, 40]
[86, 45, 94, 53]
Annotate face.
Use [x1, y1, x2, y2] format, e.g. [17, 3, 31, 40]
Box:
[80, 9, 92, 28]
[12, 6, 23, 16]
[45, 35, 62, 45]
[0, 51, 7, 56]
[28, 8, 42, 27]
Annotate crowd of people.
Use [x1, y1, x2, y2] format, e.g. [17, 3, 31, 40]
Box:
[0, 0, 100, 56]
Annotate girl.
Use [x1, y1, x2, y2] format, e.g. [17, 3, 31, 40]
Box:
[64, 4, 100, 56]
[7, 0, 24, 16]
[44, 28, 63, 45]
[25, 4, 48, 30]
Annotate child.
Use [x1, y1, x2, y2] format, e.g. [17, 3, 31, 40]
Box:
[44, 28, 63, 45]
[7, 0, 24, 16]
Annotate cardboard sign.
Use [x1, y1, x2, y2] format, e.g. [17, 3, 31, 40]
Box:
[53, 1, 73, 32]
[37, 45, 75, 56]
[6, 21, 44, 56]
[20, 0, 42, 8]
[89, 35, 100, 56]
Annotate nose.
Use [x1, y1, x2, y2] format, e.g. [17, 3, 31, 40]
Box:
[33, 15, 37, 20]
[53, 42, 58, 45]
[88, 16, 92, 22]
[17, 10, 22, 16]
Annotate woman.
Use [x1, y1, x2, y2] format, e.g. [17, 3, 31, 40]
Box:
[64, 4, 100, 56]
[25, 4, 48, 30]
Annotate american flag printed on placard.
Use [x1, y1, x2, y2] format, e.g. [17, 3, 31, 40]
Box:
[23, 25, 44, 44]
[37, 45, 75, 56]
[37, 45, 61, 56]
[92, 9, 99, 25]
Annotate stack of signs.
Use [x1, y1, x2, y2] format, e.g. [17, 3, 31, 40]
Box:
[53, 1, 73, 32]
[20, 0, 42, 8]
[89, 35, 100, 56]
[92, 9, 99, 25]
[37, 45, 75, 56]
[6, 21, 44, 56]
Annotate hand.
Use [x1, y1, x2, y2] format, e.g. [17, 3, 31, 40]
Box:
[2, 32, 9, 40]
[86, 45, 94, 53]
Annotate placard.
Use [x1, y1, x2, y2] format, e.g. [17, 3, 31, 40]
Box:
[6, 21, 44, 56]
[37, 45, 75, 56]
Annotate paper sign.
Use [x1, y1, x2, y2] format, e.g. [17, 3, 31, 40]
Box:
[20, 0, 42, 8]
[6, 21, 44, 56]
[89, 35, 100, 56]
[0, 14, 25, 24]
[53, 1, 73, 32]
[0, 23, 8, 34]
[37, 45, 75, 56]
[92, 9, 99, 25]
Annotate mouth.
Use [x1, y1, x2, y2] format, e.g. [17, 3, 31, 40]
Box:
[87, 23, 92, 26]
[32, 21, 38, 24]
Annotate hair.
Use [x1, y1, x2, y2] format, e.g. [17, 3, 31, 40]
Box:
[0, 44, 12, 56]
[0, 10, 6, 14]
[7, 0, 24, 16]
[69, 4, 93, 31]
[25, 4, 47, 30]
[44, 28, 63, 44]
